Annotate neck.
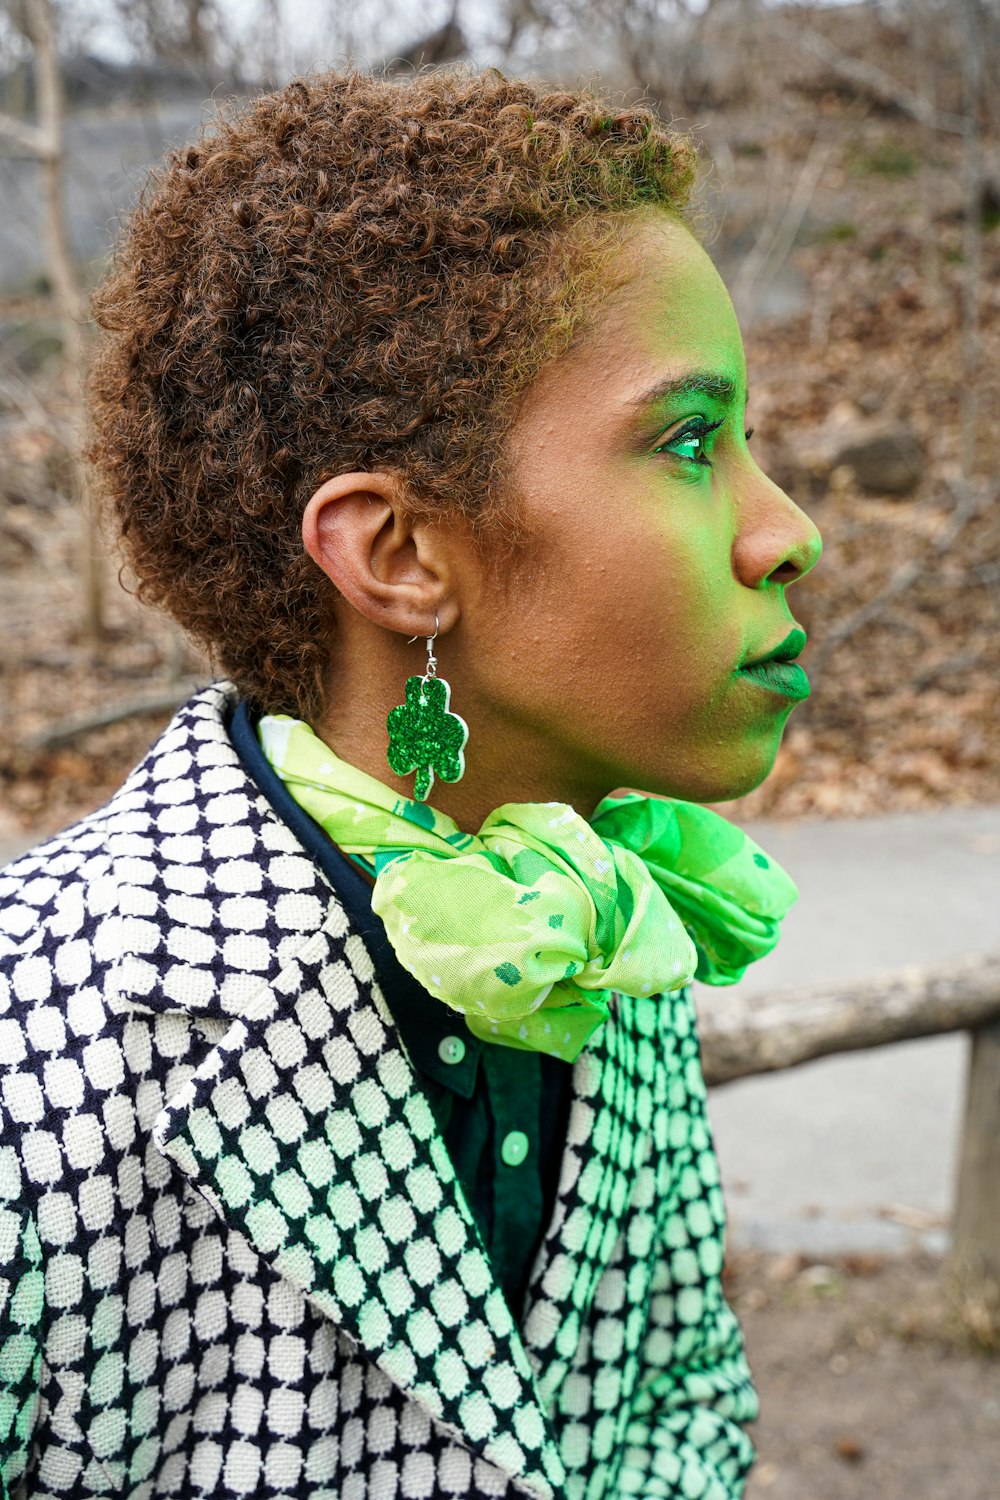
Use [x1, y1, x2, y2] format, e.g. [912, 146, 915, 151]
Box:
[313, 682, 609, 837]
[314, 704, 609, 832]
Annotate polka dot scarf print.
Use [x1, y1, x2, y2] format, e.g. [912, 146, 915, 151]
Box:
[258, 715, 798, 1063]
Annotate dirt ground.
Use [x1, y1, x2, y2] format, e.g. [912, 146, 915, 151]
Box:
[725, 1250, 999, 1500]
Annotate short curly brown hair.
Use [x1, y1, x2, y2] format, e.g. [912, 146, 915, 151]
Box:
[87, 64, 701, 721]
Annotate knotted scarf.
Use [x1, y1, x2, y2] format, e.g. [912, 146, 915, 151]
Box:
[258, 715, 798, 1064]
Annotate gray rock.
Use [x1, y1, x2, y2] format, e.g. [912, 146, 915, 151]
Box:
[782, 415, 925, 501]
[832, 421, 925, 496]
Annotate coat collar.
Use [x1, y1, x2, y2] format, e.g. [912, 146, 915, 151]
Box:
[100, 683, 654, 1500]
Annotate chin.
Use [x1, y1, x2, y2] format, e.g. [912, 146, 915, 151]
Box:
[700, 764, 773, 804]
[631, 744, 780, 806]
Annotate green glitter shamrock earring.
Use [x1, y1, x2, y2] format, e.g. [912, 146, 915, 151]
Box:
[386, 614, 469, 803]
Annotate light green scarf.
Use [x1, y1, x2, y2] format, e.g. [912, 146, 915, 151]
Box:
[258, 715, 798, 1064]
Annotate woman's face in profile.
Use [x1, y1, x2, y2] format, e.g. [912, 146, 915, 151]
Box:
[468, 212, 824, 807]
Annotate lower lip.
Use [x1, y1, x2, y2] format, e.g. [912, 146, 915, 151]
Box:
[737, 660, 811, 701]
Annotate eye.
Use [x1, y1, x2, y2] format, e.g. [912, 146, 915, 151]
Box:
[654, 417, 724, 468]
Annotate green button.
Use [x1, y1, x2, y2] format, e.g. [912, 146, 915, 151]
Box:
[500, 1130, 529, 1168]
[437, 1035, 466, 1066]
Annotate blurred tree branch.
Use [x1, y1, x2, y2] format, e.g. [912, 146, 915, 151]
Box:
[730, 131, 835, 330]
[28, 680, 206, 750]
[791, 18, 969, 134]
[385, 0, 466, 71]
[808, 474, 996, 679]
[112, 0, 218, 74]
[0, 108, 47, 154]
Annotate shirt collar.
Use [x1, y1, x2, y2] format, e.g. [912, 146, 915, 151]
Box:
[227, 698, 483, 1100]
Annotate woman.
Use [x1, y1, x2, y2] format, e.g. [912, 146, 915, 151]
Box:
[0, 65, 821, 1499]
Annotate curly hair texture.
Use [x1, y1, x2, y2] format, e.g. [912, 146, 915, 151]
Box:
[87, 65, 702, 721]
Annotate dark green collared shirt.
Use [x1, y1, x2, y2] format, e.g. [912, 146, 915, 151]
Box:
[229, 700, 575, 1323]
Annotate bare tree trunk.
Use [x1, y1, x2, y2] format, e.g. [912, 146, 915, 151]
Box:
[24, 0, 104, 646]
[958, 0, 982, 478]
[913, 0, 942, 308]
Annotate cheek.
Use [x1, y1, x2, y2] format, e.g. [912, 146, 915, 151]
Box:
[609, 522, 734, 684]
[480, 478, 734, 715]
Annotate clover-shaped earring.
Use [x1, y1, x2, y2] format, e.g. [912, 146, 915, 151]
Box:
[386, 617, 469, 802]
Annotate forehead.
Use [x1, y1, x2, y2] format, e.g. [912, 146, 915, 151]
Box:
[592, 216, 745, 392]
[527, 215, 747, 425]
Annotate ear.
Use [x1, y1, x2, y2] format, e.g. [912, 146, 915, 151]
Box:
[302, 472, 461, 637]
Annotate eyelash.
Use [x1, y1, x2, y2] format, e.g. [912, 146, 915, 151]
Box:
[654, 420, 756, 468]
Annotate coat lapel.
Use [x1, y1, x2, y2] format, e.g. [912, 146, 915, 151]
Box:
[151, 917, 570, 1499]
[102, 684, 653, 1500]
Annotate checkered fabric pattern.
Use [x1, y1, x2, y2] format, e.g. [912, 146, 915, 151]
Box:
[0, 682, 758, 1500]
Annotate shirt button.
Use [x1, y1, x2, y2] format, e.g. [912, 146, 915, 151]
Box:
[500, 1130, 529, 1168]
[437, 1035, 466, 1066]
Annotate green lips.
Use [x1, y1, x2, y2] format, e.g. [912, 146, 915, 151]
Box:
[737, 659, 811, 701]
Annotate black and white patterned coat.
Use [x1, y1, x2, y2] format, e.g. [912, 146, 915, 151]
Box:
[0, 683, 758, 1500]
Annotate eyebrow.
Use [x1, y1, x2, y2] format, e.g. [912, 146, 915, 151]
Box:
[625, 371, 746, 410]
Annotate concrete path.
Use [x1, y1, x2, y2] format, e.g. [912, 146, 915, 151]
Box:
[4, 805, 999, 1255]
[699, 805, 1000, 1256]
[0, 838, 28, 867]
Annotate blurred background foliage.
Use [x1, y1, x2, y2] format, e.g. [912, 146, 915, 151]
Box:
[1, 0, 999, 836]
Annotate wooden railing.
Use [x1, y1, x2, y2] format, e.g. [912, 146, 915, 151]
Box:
[698, 953, 1000, 1346]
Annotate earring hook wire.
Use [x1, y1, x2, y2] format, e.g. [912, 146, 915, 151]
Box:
[407, 613, 440, 679]
[407, 613, 440, 644]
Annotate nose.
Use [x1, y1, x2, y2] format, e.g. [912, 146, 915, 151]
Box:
[733, 470, 823, 589]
